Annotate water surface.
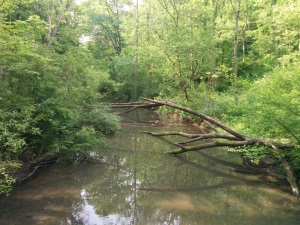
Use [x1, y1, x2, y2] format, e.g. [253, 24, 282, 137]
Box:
[0, 109, 299, 225]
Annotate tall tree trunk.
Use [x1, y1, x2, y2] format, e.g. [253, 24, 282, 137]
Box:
[298, 32, 300, 52]
[134, 0, 139, 101]
[0, 65, 3, 84]
[242, 23, 247, 63]
[176, 54, 189, 101]
[275, 32, 279, 66]
[0, 4, 3, 81]
[242, 0, 249, 63]
[146, 2, 152, 85]
[271, 0, 279, 66]
[233, 0, 240, 103]
[47, 0, 63, 45]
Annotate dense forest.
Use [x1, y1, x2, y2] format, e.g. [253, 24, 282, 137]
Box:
[0, 0, 300, 196]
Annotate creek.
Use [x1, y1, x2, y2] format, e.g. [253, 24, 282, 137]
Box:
[0, 109, 299, 225]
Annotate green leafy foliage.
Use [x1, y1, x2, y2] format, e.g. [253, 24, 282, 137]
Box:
[0, 100, 37, 160]
[0, 161, 21, 196]
[228, 144, 270, 165]
[1, 0, 300, 194]
[80, 105, 120, 135]
[222, 65, 300, 140]
[0, 0, 120, 195]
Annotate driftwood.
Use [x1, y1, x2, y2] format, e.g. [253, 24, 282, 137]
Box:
[119, 98, 299, 197]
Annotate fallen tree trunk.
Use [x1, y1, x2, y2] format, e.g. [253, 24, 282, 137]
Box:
[112, 102, 163, 115]
[138, 98, 299, 197]
[142, 98, 294, 151]
[15, 157, 57, 182]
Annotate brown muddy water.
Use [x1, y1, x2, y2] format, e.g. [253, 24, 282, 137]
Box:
[0, 109, 299, 225]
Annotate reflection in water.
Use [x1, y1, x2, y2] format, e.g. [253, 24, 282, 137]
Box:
[0, 109, 299, 225]
[73, 189, 133, 225]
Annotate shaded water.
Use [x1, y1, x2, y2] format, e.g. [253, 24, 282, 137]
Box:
[0, 109, 299, 225]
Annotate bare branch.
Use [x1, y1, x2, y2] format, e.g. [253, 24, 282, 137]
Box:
[143, 131, 202, 138]
[271, 144, 299, 197]
[143, 98, 248, 140]
[178, 133, 241, 144]
[275, 120, 300, 144]
[113, 103, 163, 115]
[203, 120, 219, 133]
[169, 140, 252, 154]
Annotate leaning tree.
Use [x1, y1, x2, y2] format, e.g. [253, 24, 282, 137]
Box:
[113, 98, 299, 197]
